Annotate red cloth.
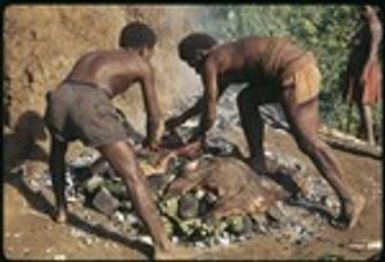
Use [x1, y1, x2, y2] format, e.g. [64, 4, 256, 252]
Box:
[346, 58, 382, 105]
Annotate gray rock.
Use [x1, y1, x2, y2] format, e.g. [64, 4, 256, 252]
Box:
[119, 200, 133, 213]
[194, 241, 206, 248]
[114, 211, 125, 223]
[205, 137, 239, 156]
[199, 192, 217, 216]
[126, 213, 140, 226]
[104, 180, 127, 200]
[83, 175, 104, 194]
[147, 174, 168, 194]
[252, 215, 269, 234]
[178, 193, 200, 220]
[92, 187, 120, 216]
[217, 235, 230, 246]
[226, 216, 244, 235]
[137, 235, 153, 246]
[89, 158, 110, 176]
[266, 203, 286, 223]
[241, 216, 253, 237]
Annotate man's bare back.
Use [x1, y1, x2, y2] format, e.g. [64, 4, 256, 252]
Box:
[66, 49, 154, 98]
[206, 37, 309, 84]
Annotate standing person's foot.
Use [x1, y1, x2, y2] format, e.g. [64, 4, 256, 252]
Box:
[335, 194, 365, 230]
[53, 208, 67, 224]
[154, 245, 194, 260]
[248, 158, 268, 176]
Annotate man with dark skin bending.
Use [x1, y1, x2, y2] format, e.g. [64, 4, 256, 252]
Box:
[44, 22, 188, 259]
[166, 33, 365, 229]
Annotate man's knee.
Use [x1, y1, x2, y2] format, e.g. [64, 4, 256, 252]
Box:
[99, 141, 143, 182]
[296, 136, 324, 155]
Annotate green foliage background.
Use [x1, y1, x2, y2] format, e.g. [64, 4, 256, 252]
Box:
[197, 5, 382, 144]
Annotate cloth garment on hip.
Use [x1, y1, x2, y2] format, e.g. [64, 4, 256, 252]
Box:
[44, 81, 128, 147]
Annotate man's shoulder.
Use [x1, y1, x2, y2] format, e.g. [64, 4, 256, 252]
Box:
[80, 49, 139, 61]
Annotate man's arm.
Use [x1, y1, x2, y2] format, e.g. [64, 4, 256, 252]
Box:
[49, 136, 68, 223]
[189, 59, 219, 142]
[140, 65, 164, 149]
[367, 10, 382, 60]
[166, 82, 227, 131]
[165, 97, 204, 130]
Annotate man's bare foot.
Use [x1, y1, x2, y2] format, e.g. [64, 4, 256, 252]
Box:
[154, 245, 194, 260]
[248, 158, 268, 175]
[53, 209, 67, 224]
[335, 194, 365, 230]
[347, 194, 365, 229]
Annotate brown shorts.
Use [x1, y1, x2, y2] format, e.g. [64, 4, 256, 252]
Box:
[44, 82, 128, 147]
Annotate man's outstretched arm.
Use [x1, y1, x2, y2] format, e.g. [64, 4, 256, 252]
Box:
[367, 7, 382, 60]
[190, 59, 219, 142]
[140, 65, 164, 149]
[165, 97, 205, 130]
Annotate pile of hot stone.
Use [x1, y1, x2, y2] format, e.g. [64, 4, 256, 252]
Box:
[41, 129, 338, 249]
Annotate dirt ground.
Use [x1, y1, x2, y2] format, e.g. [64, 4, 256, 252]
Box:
[3, 127, 382, 260]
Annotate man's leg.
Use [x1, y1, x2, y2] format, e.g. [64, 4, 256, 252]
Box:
[281, 92, 364, 229]
[237, 87, 266, 173]
[358, 103, 376, 145]
[48, 136, 68, 223]
[97, 141, 172, 255]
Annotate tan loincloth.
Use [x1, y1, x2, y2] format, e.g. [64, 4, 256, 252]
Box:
[282, 57, 321, 105]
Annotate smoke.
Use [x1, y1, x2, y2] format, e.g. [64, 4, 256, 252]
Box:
[114, 5, 206, 134]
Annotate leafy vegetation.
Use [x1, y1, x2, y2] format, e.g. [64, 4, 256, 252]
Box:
[197, 5, 382, 144]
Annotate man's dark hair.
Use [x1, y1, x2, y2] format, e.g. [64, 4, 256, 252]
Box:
[178, 33, 218, 61]
[119, 22, 157, 49]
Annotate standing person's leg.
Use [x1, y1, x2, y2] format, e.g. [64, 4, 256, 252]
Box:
[281, 90, 364, 229]
[48, 135, 69, 223]
[359, 103, 376, 145]
[237, 87, 266, 173]
[97, 141, 172, 254]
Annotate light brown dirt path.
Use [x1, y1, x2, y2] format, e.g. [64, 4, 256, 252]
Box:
[3, 127, 382, 260]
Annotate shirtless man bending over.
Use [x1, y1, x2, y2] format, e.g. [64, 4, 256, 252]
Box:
[45, 22, 187, 259]
[166, 33, 365, 229]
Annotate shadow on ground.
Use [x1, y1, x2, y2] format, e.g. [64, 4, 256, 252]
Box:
[4, 169, 153, 259]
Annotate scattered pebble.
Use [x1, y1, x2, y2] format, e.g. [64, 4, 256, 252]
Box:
[53, 254, 67, 260]
[83, 237, 93, 246]
[172, 236, 179, 243]
[114, 211, 125, 223]
[138, 235, 153, 246]
[217, 236, 230, 246]
[194, 241, 206, 248]
[22, 247, 30, 255]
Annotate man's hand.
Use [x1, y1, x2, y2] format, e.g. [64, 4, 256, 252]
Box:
[160, 130, 184, 149]
[144, 120, 165, 151]
[154, 120, 165, 144]
[173, 139, 203, 158]
[360, 62, 372, 88]
[165, 116, 185, 131]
